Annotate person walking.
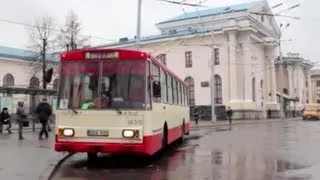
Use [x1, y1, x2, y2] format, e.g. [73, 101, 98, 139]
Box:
[16, 101, 27, 140]
[36, 98, 52, 140]
[226, 106, 233, 124]
[0, 107, 12, 134]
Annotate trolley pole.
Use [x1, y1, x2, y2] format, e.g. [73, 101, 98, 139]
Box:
[136, 0, 142, 50]
[210, 17, 216, 123]
[279, 23, 290, 120]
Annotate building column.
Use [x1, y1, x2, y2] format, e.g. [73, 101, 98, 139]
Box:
[228, 30, 238, 102]
[308, 70, 312, 103]
[243, 44, 252, 101]
[287, 65, 293, 97]
[264, 60, 271, 102]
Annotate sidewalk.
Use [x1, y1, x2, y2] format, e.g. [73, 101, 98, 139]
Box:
[0, 132, 62, 180]
[1, 123, 55, 132]
[190, 117, 302, 128]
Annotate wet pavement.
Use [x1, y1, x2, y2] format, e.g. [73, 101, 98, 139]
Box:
[0, 131, 61, 180]
[50, 119, 320, 180]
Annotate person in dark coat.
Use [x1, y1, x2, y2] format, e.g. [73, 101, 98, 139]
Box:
[36, 98, 52, 140]
[226, 106, 233, 124]
[0, 107, 12, 134]
[16, 101, 27, 140]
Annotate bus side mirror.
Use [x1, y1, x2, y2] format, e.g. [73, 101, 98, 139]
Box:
[152, 81, 161, 98]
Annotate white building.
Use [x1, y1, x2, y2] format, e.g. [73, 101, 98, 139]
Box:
[310, 69, 320, 103]
[275, 53, 313, 114]
[0, 46, 59, 114]
[99, 0, 284, 119]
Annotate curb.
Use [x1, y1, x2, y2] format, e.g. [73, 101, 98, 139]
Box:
[39, 152, 75, 180]
[191, 118, 301, 129]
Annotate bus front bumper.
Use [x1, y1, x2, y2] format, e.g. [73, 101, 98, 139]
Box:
[54, 135, 162, 155]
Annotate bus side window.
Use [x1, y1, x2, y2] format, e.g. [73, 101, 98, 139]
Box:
[151, 63, 161, 102]
[160, 69, 167, 103]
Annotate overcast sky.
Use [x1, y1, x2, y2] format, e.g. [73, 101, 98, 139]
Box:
[0, 0, 317, 64]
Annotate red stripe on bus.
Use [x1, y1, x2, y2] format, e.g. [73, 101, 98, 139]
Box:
[55, 122, 190, 155]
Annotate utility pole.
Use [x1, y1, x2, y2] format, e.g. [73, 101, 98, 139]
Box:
[210, 17, 216, 123]
[136, 0, 142, 50]
[279, 23, 290, 120]
[42, 38, 47, 89]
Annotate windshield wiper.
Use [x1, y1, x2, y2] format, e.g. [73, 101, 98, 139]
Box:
[116, 107, 122, 115]
[71, 107, 78, 114]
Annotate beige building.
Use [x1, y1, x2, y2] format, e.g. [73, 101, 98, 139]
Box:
[311, 69, 320, 103]
[0, 46, 59, 114]
[275, 53, 313, 113]
[99, 0, 283, 119]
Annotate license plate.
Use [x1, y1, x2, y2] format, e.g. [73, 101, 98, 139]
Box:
[87, 130, 109, 136]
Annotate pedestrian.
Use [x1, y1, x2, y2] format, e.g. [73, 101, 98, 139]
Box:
[226, 106, 233, 124]
[36, 97, 52, 140]
[267, 109, 271, 119]
[0, 107, 12, 134]
[16, 101, 28, 140]
[193, 107, 200, 125]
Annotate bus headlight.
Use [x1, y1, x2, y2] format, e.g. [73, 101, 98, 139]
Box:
[62, 128, 75, 137]
[122, 129, 139, 138]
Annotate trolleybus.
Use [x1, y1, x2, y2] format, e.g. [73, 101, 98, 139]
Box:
[54, 48, 190, 159]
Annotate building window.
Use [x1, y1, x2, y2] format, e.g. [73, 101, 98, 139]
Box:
[184, 77, 195, 105]
[30, 76, 40, 89]
[214, 75, 222, 104]
[156, 54, 167, 65]
[317, 100, 320, 104]
[317, 80, 320, 87]
[185, 51, 192, 68]
[3, 74, 14, 87]
[252, 77, 256, 102]
[306, 81, 308, 87]
[214, 48, 220, 65]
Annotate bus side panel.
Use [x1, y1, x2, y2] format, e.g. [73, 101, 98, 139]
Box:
[147, 104, 190, 149]
[165, 104, 189, 144]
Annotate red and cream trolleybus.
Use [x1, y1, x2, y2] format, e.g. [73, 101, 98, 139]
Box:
[54, 48, 190, 159]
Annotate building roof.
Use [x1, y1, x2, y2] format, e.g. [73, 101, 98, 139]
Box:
[0, 45, 59, 62]
[157, 0, 261, 25]
[98, 1, 261, 48]
[97, 28, 210, 48]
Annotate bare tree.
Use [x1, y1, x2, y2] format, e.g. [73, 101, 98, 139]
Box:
[58, 10, 90, 51]
[27, 15, 56, 89]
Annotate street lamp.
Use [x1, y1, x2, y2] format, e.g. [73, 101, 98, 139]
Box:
[136, 0, 142, 50]
[279, 23, 290, 120]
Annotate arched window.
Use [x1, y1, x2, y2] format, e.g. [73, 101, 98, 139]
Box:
[214, 75, 223, 104]
[184, 77, 195, 105]
[3, 74, 14, 87]
[30, 77, 40, 89]
[252, 77, 256, 102]
[53, 79, 59, 90]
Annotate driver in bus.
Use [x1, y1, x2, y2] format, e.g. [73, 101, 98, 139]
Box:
[93, 91, 111, 108]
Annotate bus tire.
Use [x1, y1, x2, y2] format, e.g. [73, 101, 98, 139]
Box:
[179, 121, 185, 143]
[87, 152, 98, 161]
[162, 123, 168, 149]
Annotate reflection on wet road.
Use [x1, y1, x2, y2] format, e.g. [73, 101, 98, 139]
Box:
[53, 120, 320, 180]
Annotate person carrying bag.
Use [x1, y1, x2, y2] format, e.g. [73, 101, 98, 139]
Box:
[16, 101, 28, 140]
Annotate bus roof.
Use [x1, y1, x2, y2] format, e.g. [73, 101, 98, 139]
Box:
[60, 48, 188, 86]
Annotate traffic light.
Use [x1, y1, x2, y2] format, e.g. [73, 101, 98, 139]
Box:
[45, 68, 53, 83]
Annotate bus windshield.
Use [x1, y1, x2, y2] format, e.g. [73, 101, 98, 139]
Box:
[58, 61, 147, 110]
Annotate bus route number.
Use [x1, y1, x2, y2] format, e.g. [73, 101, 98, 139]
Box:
[128, 120, 142, 126]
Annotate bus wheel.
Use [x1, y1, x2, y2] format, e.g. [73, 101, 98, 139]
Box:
[179, 121, 185, 143]
[162, 124, 168, 149]
[87, 152, 98, 161]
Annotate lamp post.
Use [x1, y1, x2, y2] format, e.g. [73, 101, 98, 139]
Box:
[279, 23, 290, 120]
